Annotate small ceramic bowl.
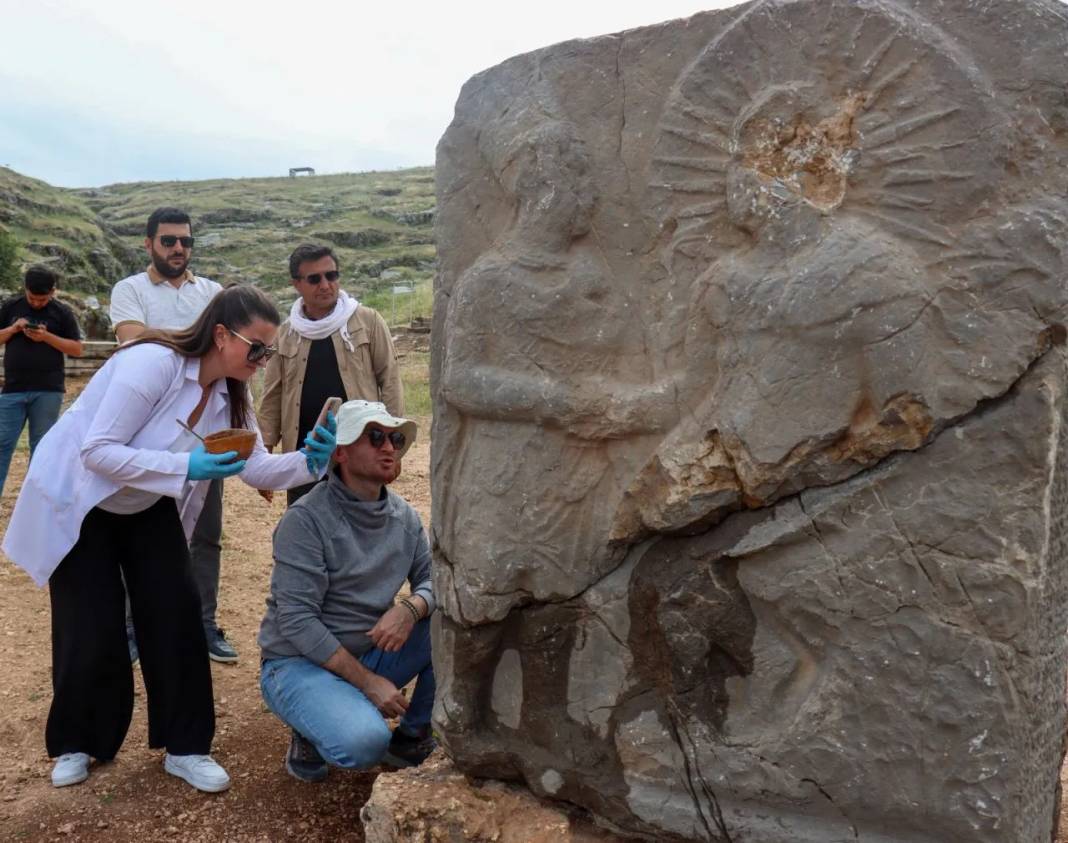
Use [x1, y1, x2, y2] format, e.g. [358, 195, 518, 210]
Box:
[203, 428, 257, 461]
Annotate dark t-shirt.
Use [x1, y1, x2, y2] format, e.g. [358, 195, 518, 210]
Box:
[0, 296, 82, 393]
[297, 338, 347, 446]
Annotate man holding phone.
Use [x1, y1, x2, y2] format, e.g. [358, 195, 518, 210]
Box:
[0, 265, 83, 497]
[109, 208, 236, 664]
[259, 244, 403, 506]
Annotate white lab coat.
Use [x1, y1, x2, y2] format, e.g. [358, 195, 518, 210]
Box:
[2, 342, 318, 586]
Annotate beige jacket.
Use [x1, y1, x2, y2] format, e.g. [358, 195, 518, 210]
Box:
[259, 306, 403, 453]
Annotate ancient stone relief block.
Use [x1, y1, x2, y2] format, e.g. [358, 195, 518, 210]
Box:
[431, 0, 1068, 840]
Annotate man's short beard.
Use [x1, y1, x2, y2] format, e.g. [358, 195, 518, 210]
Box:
[151, 251, 188, 278]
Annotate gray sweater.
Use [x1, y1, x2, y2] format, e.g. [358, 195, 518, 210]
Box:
[257, 471, 434, 664]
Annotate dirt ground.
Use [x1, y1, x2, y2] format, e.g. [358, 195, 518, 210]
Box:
[2, 374, 1068, 841]
[0, 410, 430, 842]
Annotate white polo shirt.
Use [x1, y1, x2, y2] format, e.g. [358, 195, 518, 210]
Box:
[110, 266, 223, 331]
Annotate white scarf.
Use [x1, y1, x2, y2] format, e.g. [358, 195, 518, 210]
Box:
[288, 290, 360, 351]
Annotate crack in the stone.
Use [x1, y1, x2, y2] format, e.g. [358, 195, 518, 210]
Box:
[615, 35, 632, 197]
[953, 569, 983, 626]
[873, 496, 942, 596]
[798, 495, 850, 601]
[860, 285, 953, 349]
[585, 613, 630, 652]
[723, 340, 1059, 553]
[666, 700, 732, 842]
[800, 777, 859, 840]
[441, 343, 1060, 630]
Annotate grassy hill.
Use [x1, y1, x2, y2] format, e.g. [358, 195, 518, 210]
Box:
[0, 166, 142, 296]
[0, 166, 437, 332]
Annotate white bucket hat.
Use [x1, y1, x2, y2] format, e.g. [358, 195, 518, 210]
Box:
[334, 400, 417, 458]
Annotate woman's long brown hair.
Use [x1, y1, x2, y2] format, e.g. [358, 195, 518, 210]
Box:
[121, 283, 280, 429]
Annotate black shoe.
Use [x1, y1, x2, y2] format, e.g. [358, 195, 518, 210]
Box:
[285, 729, 327, 783]
[381, 727, 436, 769]
[206, 628, 238, 664]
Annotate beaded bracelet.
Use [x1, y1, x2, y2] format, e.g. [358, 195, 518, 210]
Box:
[398, 598, 421, 623]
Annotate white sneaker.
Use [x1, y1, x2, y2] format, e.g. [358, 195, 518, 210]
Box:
[163, 753, 231, 793]
[51, 752, 90, 787]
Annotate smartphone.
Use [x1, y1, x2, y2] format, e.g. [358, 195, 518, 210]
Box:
[25, 321, 44, 331]
[312, 397, 342, 441]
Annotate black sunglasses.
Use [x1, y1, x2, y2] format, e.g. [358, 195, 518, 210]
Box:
[300, 270, 340, 285]
[159, 235, 194, 249]
[365, 427, 406, 450]
[229, 329, 277, 363]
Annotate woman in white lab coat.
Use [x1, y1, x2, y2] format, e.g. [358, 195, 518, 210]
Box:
[2, 284, 336, 794]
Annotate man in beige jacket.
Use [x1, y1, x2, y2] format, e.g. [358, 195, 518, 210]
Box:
[259, 244, 403, 505]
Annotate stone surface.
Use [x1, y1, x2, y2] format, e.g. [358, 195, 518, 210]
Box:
[431, 1, 1068, 840]
[360, 753, 626, 842]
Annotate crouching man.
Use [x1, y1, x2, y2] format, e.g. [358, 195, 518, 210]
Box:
[257, 399, 435, 781]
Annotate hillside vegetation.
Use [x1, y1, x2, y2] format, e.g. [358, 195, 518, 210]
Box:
[0, 166, 437, 330]
[0, 166, 141, 296]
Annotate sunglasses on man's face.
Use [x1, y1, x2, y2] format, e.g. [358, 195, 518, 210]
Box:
[228, 329, 277, 363]
[158, 235, 194, 249]
[300, 270, 340, 285]
[365, 427, 406, 451]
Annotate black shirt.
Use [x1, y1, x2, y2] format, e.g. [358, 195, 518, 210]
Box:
[297, 338, 347, 446]
[0, 296, 82, 394]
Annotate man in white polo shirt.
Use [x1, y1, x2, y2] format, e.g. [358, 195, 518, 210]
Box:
[109, 208, 236, 664]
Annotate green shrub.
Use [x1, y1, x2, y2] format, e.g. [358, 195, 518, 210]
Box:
[0, 228, 18, 287]
[400, 352, 432, 419]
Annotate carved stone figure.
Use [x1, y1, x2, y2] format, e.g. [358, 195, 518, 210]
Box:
[437, 120, 677, 623]
[431, 1, 1068, 840]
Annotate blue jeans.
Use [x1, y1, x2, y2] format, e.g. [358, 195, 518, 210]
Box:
[260, 618, 434, 769]
[0, 390, 63, 496]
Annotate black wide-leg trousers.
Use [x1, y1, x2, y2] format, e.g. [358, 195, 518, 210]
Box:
[46, 498, 215, 760]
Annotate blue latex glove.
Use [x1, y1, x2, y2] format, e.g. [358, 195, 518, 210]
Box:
[187, 445, 247, 481]
[300, 411, 337, 475]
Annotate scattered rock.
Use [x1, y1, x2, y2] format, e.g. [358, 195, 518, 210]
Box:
[197, 208, 275, 226]
[314, 229, 391, 249]
[370, 208, 435, 227]
[360, 753, 626, 842]
[353, 254, 424, 278]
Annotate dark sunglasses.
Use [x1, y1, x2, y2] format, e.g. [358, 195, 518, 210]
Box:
[229, 329, 277, 363]
[158, 235, 194, 249]
[365, 427, 406, 450]
[300, 270, 340, 285]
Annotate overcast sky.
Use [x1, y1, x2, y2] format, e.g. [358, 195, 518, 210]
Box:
[0, 0, 735, 188]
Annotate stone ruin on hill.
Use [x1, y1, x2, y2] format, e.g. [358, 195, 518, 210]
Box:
[429, 0, 1068, 840]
